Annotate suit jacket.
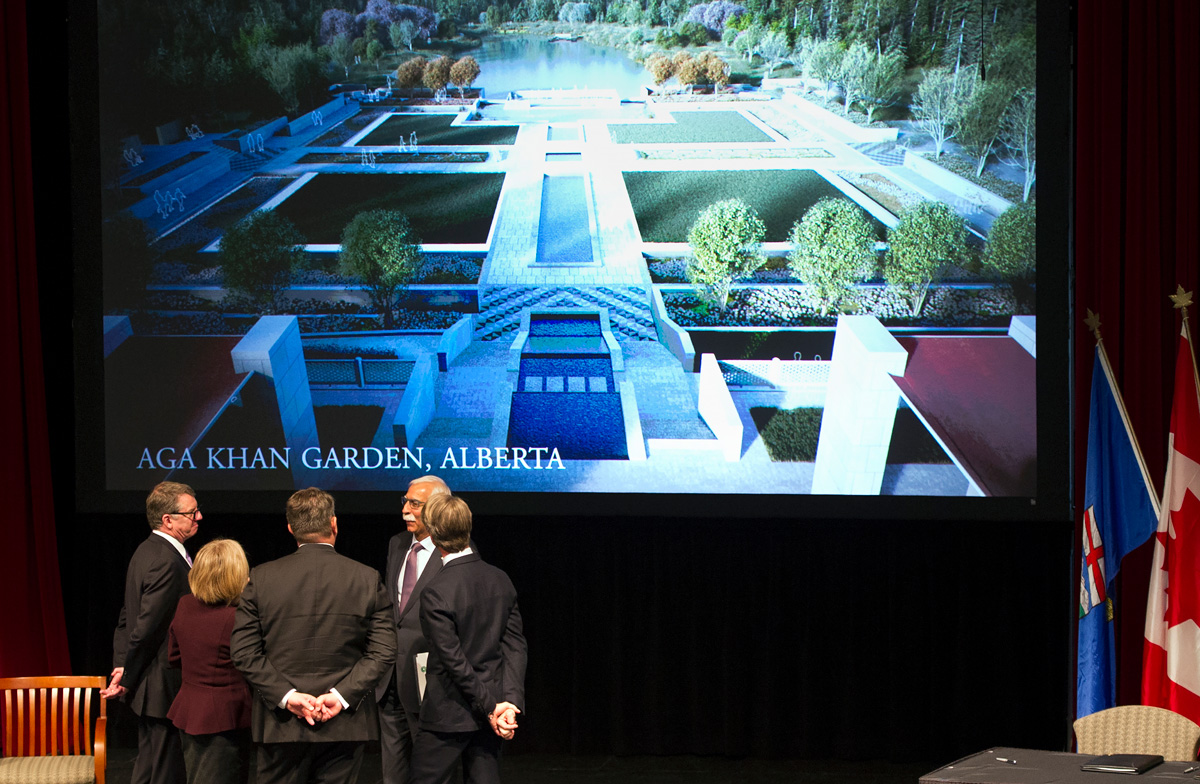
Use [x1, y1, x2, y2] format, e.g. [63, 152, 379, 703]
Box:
[230, 544, 397, 744]
[377, 532, 478, 715]
[167, 594, 252, 735]
[112, 533, 191, 718]
[418, 553, 527, 733]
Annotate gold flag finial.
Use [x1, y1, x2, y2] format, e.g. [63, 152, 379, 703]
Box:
[1085, 309, 1102, 343]
[1170, 285, 1194, 311]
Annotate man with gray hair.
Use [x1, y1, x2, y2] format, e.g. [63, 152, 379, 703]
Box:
[377, 475, 452, 784]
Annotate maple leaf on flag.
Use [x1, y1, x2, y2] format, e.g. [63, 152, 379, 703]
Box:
[1165, 490, 1200, 627]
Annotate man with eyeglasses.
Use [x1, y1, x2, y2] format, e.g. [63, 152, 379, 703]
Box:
[377, 475, 454, 784]
[102, 481, 200, 784]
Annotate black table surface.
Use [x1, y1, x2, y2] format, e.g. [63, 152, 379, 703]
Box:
[921, 747, 1200, 783]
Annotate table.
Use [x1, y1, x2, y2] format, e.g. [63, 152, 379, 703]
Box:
[921, 747, 1200, 783]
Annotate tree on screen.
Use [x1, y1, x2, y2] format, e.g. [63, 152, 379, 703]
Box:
[853, 48, 906, 124]
[340, 211, 421, 330]
[702, 52, 730, 89]
[391, 20, 418, 53]
[396, 57, 428, 95]
[645, 54, 674, 86]
[674, 53, 706, 87]
[910, 67, 972, 158]
[259, 43, 322, 115]
[220, 210, 306, 311]
[801, 37, 843, 99]
[732, 27, 763, 64]
[423, 56, 453, 94]
[757, 30, 791, 78]
[686, 199, 767, 313]
[983, 202, 1036, 313]
[678, 21, 713, 46]
[1000, 87, 1036, 202]
[882, 201, 966, 318]
[558, 2, 592, 24]
[837, 42, 873, 114]
[326, 34, 355, 79]
[683, 0, 746, 36]
[366, 39, 385, 67]
[320, 9, 356, 45]
[788, 198, 876, 317]
[958, 77, 1016, 177]
[450, 57, 481, 98]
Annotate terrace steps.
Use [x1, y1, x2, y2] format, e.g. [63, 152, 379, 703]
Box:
[635, 360, 714, 442]
[849, 142, 906, 167]
[475, 285, 657, 342]
[229, 147, 283, 173]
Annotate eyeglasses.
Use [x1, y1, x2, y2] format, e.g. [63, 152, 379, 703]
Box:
[401, 497, 425, 510]
[171, 508, 200, 521]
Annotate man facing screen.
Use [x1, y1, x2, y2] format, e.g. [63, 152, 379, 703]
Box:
[230, 487, 396, 784]
[411, 494, 527, 784]
[102, 481, 199, 784]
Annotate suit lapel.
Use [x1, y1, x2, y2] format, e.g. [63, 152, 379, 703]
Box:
[397, 543, 440, 624]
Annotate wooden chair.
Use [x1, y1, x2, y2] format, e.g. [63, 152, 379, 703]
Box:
[0, 676, 106, 784]
[1074, 704, 1200, 761]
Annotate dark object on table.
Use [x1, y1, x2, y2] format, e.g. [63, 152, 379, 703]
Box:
[1080, 754, 1164, 774]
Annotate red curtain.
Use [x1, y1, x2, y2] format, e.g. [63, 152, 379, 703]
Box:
[1075, 0, 1200, 708]
[0, 0, 71, 676]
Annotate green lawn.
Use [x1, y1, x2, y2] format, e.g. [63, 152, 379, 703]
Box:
[356, 114, 519, 146]
[608, 111, 772, 144]
[271, 173, 505, 244]
[623, 170, 885, 242]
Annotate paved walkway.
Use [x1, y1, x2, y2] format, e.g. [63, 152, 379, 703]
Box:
[475, 115, 655, 341]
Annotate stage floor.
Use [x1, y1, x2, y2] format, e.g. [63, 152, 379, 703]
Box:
[106, 745, 937, 783]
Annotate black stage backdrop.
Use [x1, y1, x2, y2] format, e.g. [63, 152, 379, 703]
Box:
[58, 510, 1071, 761]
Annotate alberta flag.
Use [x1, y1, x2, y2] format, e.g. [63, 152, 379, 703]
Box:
[1077, 346, 1160, 719]
[1142, 323, 1200, 723]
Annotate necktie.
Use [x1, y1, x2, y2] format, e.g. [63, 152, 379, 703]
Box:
[184, 552, 193, 568]
[398, 541, 423, 615]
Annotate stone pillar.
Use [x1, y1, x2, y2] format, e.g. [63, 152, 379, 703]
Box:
[231, 317, 319, 474]
[811, 316, 908, 495]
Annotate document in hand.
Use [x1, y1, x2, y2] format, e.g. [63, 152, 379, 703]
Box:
[1079, 754, 1164, 774]
[415, 651, 428, 701]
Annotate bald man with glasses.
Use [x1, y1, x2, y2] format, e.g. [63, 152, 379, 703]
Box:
[377, 476, 471, 784]
[103, 481, 201, 784]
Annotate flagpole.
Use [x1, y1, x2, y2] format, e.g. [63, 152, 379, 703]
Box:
[1170, 286, 1200, 407]
[1085, 310, 1163, 515]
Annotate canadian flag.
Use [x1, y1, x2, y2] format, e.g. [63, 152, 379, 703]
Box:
[1143, 323, 1200, 723]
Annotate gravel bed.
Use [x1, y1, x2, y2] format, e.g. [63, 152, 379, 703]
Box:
[152, 254, 482, 286]
[663, 285, 1019, 328]
[128, 309, 468, 336]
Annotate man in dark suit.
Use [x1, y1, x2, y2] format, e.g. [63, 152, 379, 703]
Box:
[231, 487, 397, 784]
[411, 495, 526, 784]
[377, 475, 451, 784]
[102, 481, 199, 784]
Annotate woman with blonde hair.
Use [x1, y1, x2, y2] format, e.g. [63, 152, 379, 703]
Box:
[167, 538, 253, 784]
